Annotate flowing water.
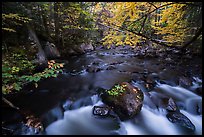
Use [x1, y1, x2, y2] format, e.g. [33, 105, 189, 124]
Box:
[2, 48, 202, 135]
[45, 81, 202, 135]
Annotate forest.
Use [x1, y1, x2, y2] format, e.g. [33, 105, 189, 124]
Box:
[2, 2, 202, 135]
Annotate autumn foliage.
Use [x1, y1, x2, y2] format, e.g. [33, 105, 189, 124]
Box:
[93, 2, 202, 48]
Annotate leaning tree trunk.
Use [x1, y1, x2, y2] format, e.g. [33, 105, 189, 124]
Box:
[21, 3, 47, 65]
[27, 24, 47, 64]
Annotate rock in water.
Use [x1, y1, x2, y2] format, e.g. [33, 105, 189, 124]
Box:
[80, 42, 94, 52]
[106, 65, 116, 70]
[179, 76, 192, 88]
[166, 112, 195, 131]
[92, 106, 110, 117]
[86, 65, 101, 73]
[44, 42, 60, 59]
[101, 82, 144, 121]
[166, 98, 179, 112]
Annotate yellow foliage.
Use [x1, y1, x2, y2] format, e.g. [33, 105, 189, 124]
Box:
[151, 3, 189, 45]
[94, 2, 199, 47]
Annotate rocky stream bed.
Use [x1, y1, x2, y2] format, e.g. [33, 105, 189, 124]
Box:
[2, 46, 202, 135]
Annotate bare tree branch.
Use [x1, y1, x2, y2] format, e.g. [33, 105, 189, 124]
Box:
[138, 5, 152, 34]
[148, 2, 158, 9]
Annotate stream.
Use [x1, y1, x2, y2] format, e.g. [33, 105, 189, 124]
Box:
[2, 47, 202, 135]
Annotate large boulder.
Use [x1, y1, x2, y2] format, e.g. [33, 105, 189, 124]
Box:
[44, 42, 60, 59]
[166, 112, 195, 131]
[101, 82, 144, 121]
[165, 98, 196, 131]
[80, 42, 94, 52]
[62, 42, 93, 57]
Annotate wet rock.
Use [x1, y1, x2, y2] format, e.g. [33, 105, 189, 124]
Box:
[44, 42, 60, 59]
[106, 65, 116, 70]
[172, 49, 180, 54]
[183, 54, 192, 59]
[150, 73, 159, 79]
[144, 83, 154, 91]
[95, 45, 104, 50]
[80, 42, 94, 52]
[63, 43, 90, 56]
[165, 57, 172, 62]
[131, 67, 145, 74]
[179, 76, 192, 87]
[109, 61, 123, 65]
[86, 65, 101, 73]
[121, 51, 128, 54]
[166, 98, 179, 112]
[93, 106, 110, 117]
[101, 82, 144, 121]
[166, 112, 195, 131]
[132, 72, 147, 82]
[92, 61, 101, 65]
[145, 75, 157, 90]
[158, 52, 165, 58]
[62, 100, 73, 111]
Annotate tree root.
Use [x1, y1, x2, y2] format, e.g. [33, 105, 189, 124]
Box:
[2, 97, 20, 110]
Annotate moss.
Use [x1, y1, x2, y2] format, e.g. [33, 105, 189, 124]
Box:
[105, 84, 127, 96]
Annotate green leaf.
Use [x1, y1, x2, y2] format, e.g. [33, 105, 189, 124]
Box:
[52, 74, 57, 77]
[25, 77, 31, 81]
[33, 77, 40, 82]
[13, 83, 22, 91]
[59, 70, 63, 73]
[44, 73, 50, 78]
[50, 70, 55, 74]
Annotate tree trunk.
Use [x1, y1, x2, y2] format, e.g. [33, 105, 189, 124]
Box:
[49, 2, 53, 39]
[42, 10, 52, 42]
[54, 2, 60, 47]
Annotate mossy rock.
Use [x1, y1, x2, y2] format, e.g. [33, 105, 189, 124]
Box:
[101, 82, 144, 121]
